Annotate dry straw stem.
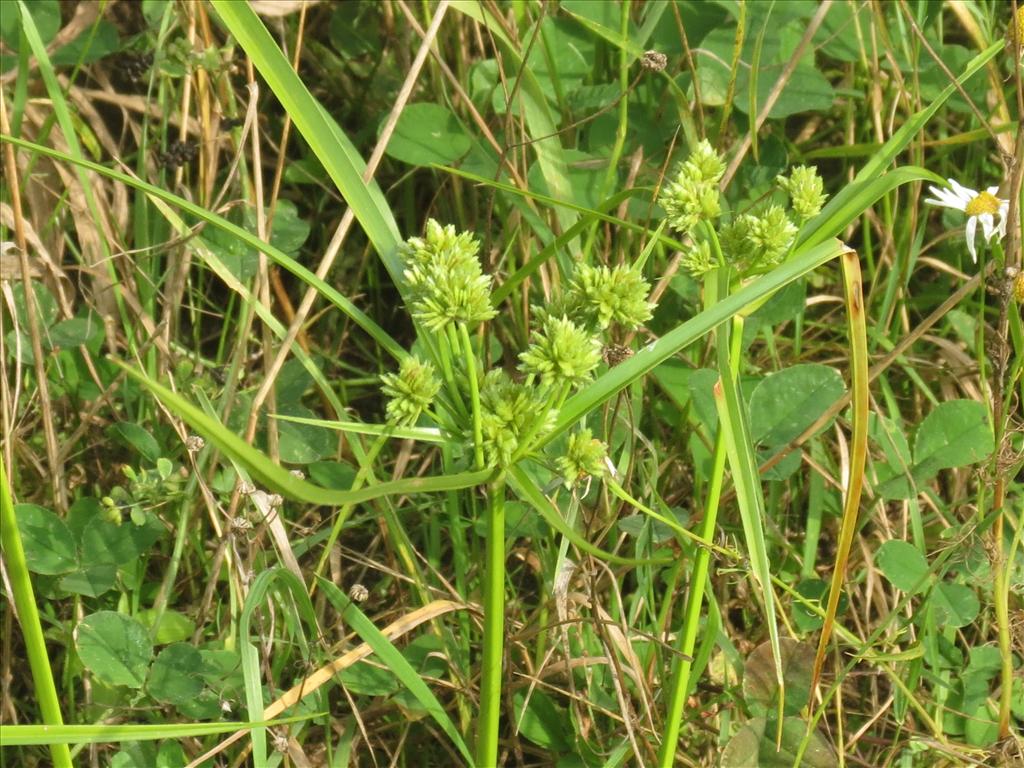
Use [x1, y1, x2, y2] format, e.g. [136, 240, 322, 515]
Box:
[0, 90, 65, 510]
[183, 599, 467, 768]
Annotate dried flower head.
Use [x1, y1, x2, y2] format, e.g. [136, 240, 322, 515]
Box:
[380, 355, 441, 425]
[641, 50, 668, 72]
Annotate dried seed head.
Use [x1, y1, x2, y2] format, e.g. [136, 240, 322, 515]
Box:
[641, 50, 668, 72]
[602, 343, 633, 367]
[185, 435, 205, 452]
[349, 583, 369, 602]
[231, 516, 253, 534]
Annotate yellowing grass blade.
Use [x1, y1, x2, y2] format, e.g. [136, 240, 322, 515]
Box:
[811, 248, 869, 694]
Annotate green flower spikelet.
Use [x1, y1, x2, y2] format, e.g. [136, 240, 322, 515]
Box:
[748, 205, 797, 267]
[567, 263, 654, 331]
[519, 315, 602, 388]
[401, 219, 496, 330]
[380, 355, 441, 425]
[557, 429, 609, 487]
[778, 165, 827, 222]
[658, 139, 726, 235]
[479, 370, 555, 467]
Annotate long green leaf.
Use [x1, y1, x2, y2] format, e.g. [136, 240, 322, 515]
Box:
[547, 238, 852, 443]
[113, 360, 493, 504]
[0, 717, 314, 747]
[317, 579, 474, 766]
[0, 134, 405, 361]
[210, 1, 404, 284]
[710, 274, 785, 729]
[238, 569, 323, 766]
[271, 414, 446, 443]
[0, 460, 72, 767]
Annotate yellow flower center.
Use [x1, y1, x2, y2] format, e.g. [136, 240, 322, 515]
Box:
[965, 191, 1000, 217]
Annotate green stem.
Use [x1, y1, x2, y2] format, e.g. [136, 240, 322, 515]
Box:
[657, 265, 730, 766]
[0, 458, 73, 768]
[459, 323, 485, 469]
[657, 425, 727, 767]
[476, 477, 507, 767]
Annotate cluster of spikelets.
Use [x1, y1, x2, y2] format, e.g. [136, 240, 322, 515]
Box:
[659, 140, 827, 277]
[379, 218, 654, 486]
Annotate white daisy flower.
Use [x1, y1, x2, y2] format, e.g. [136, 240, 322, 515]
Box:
[924, 179, 1009, 263]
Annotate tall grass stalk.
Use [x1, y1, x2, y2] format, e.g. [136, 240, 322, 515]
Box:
[477, 477, 507, 767]
[0, 458, 73, 768]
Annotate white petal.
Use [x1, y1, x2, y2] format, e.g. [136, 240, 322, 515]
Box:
[978, 213, 996, 242]
[924, 187, 965, 210]
[965, 216, 978, 262]
[949, 179, 978, 201]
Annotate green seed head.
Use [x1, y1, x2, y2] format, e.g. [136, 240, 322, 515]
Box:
[380, 355, 441, 425]
[479, 370, 555, 467]
[778, 165, 827, 221]
[567, 263, 654, 331]
[401, 219, 497, 330]
[557, 428, 609, 488]
[519, 315, 602, 389]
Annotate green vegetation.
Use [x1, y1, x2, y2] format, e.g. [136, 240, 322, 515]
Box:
[1, 1, 1022, 766]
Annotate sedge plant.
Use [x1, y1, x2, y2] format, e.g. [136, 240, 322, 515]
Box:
[377, 219, 654, 766]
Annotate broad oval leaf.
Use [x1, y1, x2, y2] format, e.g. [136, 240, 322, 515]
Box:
[15, 503, 78, 575]
[749, 363, 845, 447]
[148, 643, 205, 705]
[913, 400, 993, 481]
[932, 582, 980, 628]
[742, 638, 814, 717]
[721, 716, 834, 767]
[876, 540, 930, 594]
[384, 103, 471, 166]
[75, 611, 153, 689]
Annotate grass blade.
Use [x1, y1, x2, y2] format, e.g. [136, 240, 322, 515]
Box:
[316, 579, 474, 765]
[710, 277, 786, 740]
[113, 360, 492, 504]
[210, 1, 404, 284]
[810, 249, 869, 693]
[0, 717, 314, 747]
[0, 134, 406, 361]
[0, 459, 72, 768]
